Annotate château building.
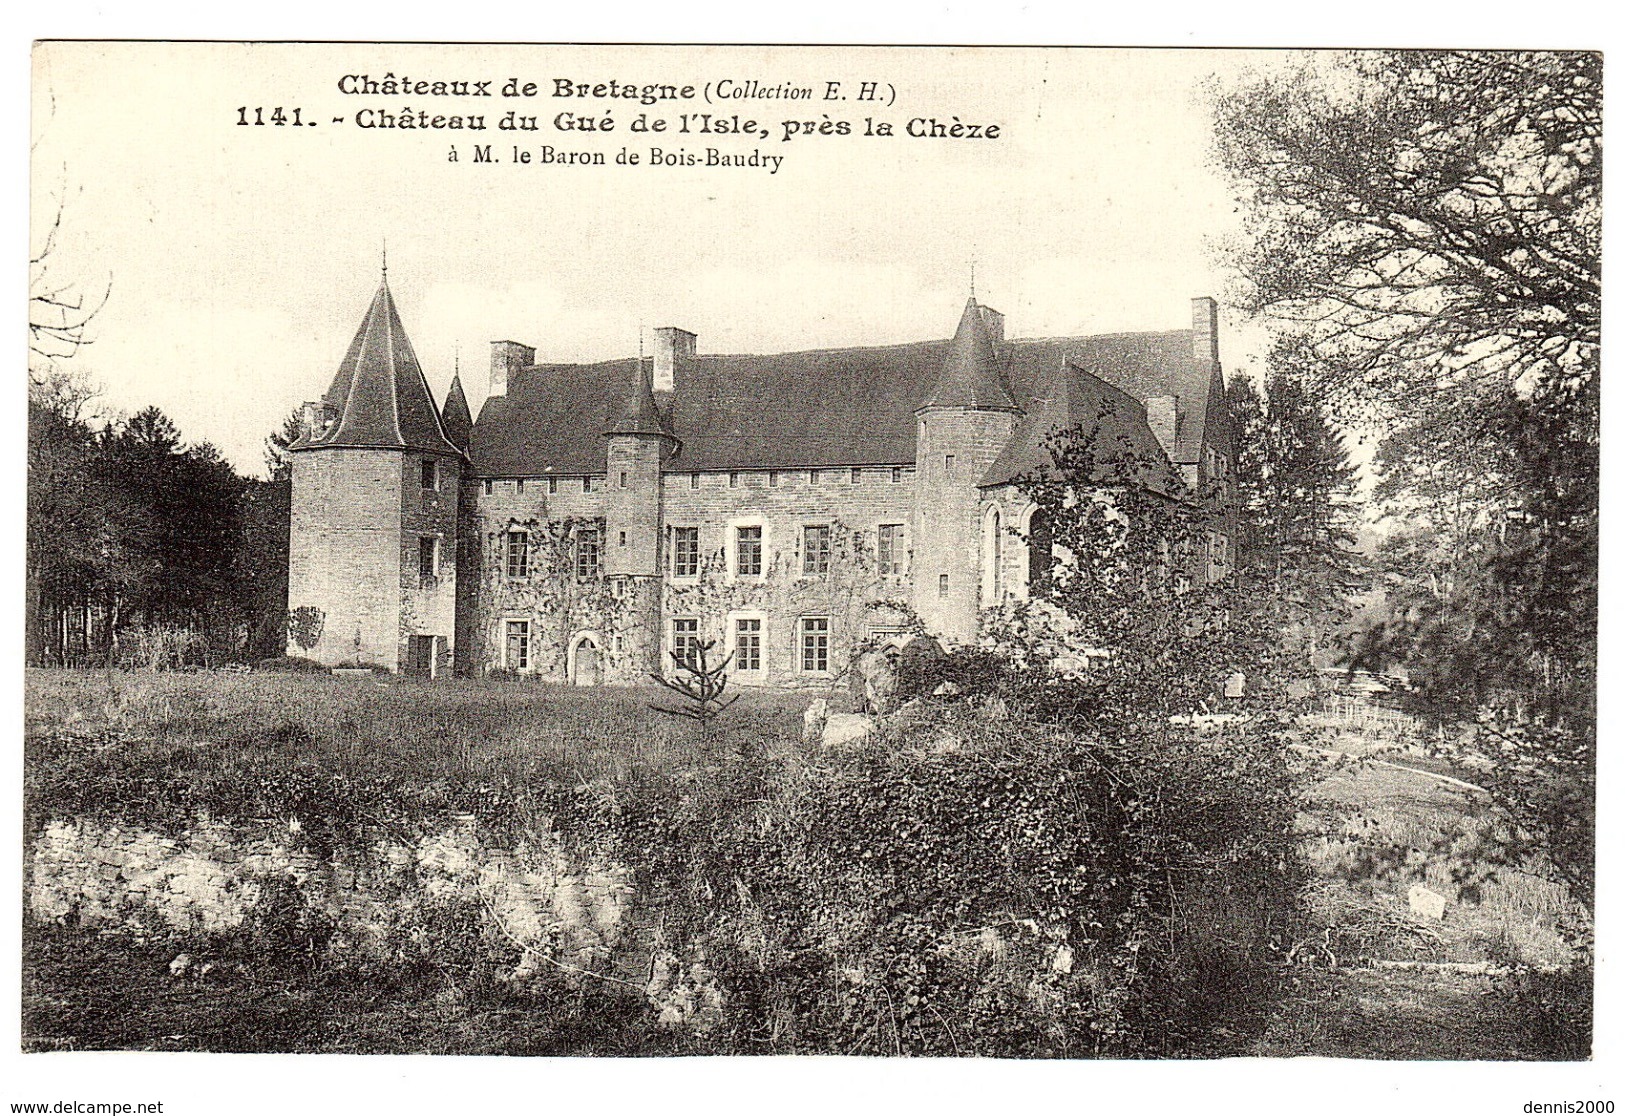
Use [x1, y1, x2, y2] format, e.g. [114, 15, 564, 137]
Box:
[286, 270, 1236, 682]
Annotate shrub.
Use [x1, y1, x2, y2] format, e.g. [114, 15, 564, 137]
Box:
[626, 700, 1303, 1056]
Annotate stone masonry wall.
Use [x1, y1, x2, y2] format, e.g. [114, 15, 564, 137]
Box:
[398, 453, 460, 673]
[288, 448, 404, 669]
[660, 466, 918, 685]
[29, 814, 635, 980]
[472, 467, 920, 683]
[911, 411, 1019, 643]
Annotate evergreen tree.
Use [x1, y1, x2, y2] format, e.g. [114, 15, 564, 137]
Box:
[1226, 370, 1362, 663]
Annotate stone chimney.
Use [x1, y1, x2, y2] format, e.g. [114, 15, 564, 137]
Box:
[1145, 395, 1179, 456]
[299, 399, 336, 440]
[977, 305, 1005, 345]
[1191, 297, 1219, 368]
[489, 340, 536, 398]
[651, 327, 696, 393]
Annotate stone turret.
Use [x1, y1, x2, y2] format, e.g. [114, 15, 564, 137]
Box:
[286, 270, 461, 674]
[911, 299, 1022, 644]
[603, 355, 679, 677]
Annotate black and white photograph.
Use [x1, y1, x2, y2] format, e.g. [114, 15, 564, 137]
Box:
[18, 34, 1606, 1114]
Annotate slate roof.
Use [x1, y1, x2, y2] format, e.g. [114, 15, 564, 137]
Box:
[982, 361, 1184, 495]
[604, 358, 673, 439]
[468, 307, 1220, 481]
[294, 278, 461, 457]
[918, 300, 1018, 412]
[441, 373, 473, 452]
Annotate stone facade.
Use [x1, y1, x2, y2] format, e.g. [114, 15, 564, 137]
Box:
[289, 277, 1238, 683]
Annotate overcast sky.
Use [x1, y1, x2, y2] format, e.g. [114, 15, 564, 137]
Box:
[31, 44, 1285, 475]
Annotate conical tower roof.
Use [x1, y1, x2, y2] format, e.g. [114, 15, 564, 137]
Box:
[604, 357, 671, 438]
[917, 298, 1018, 412]
[441, 372, 473, 452]
[300, 275, 461, 456]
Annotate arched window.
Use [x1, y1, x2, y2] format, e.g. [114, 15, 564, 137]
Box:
[981, 506, 1004, 606]
[1028, 508, 1054, 593]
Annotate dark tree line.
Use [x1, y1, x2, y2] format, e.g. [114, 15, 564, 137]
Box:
[27, 373, 291, 668]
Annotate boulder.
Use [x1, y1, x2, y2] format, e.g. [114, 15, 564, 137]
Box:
[849, 647, 901, 715]
[821, 713, 876, 750]
[801, 698, 830, 744]
[1408, 884, 1447, 921]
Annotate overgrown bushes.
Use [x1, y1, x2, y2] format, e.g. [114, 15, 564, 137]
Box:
[26, 679, 1303, 1057]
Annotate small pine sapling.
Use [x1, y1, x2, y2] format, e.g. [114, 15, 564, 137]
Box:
[650, 639, 739, 731]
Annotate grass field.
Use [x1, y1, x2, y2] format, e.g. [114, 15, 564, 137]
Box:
[26, 667, 837, 787]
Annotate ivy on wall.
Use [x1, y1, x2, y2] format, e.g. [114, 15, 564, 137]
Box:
[664, 519, 920, 685]
[478, 516, 646, 680]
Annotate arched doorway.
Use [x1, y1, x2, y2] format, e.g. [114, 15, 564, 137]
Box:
[568, 632, 603, 686]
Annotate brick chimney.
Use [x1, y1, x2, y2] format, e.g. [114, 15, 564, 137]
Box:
[651, 327, 696, 393]
[299, 399, 336, 440]
[489, 340, 535, 398]
[1191, 297, 1219, 368]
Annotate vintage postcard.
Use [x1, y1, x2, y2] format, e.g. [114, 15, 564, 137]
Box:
[21, 40, 1603, 1114]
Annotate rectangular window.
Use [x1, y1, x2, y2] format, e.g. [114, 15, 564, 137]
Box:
[610, 577, 626, 599]
[877, 523, 905, 575]
[672, 617, 701, 670]
[618, 530, 627, 547]
[769, 471, 780, 488]
[729, 472, 739, 488]
[809, 469, 821, 486]
[891, 466, 902, 483]
[419, 537, 438, 585]
[690, 473, 700, 489]
[583, 476, 595, 493]
[938, 573, 949, 597]
[619, 470, 628, 489]
[483, 478, 493, 496]
[504, 620, 530, 670]
[516, 478, 526, 494]
[944, 454, 956, 476]
[736, 525, 763, 576]
[850, 467, 861, 484]
[734, 617, 762, 672]
[548, 477, 559, 495]
[421, 458, 438, 490]
[575, 527, 600, 578]
[505, 530, 529, 578]
[672, 526, 700, 578]
[802, 524, 832, 575]
[799, 617, 830, 673]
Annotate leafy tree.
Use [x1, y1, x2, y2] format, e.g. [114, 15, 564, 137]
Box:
[1212, 50, 1598, 417]
[1213, 49, 1597, 916]
[994, 417, 1292, 732]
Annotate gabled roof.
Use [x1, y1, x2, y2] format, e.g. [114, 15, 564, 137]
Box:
[295, 278, 461, 457]
[468, 306, 1220, 478]
[917, 299, 1018, 412]
[441, 373, 473, 452]
[982, 361, 1183, 495]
